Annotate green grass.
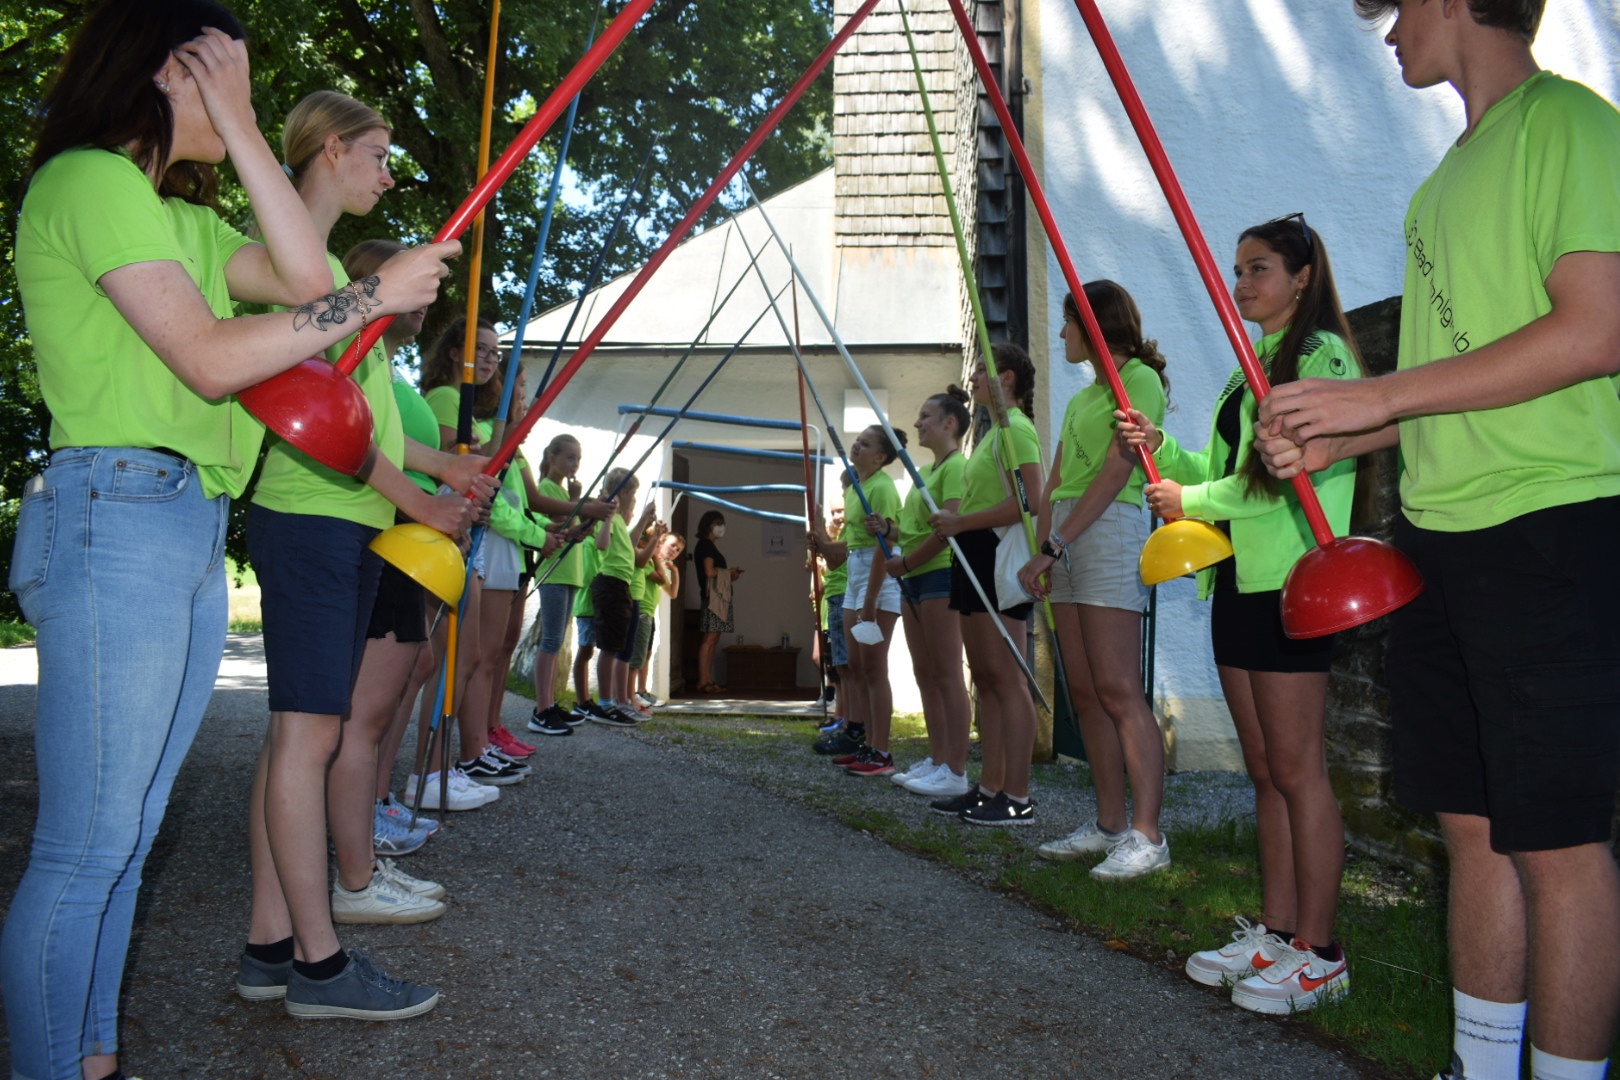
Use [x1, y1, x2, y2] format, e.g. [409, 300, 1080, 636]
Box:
[0, 620, 36, 647]
[228, 617, 263, 633]
[628, 711, 1460, 1077]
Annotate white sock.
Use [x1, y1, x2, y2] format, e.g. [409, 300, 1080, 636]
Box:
[1453, 989, 1526, 1079]
[1529, 1046, 1609, 1080]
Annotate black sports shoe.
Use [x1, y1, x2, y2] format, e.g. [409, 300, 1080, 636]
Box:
[459, 754, 524, 786]
[590, 704, 639, 728]
[813, 725, 864, 755]
[960, 791, 1035, 827]
[930, 788, 988, 817]
[527, 705, 574, 737]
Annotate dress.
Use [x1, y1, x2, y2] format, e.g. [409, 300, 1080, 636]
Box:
[695, 537, 733, 633]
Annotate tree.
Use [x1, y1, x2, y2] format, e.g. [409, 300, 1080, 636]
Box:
[0, 0, 834, 612]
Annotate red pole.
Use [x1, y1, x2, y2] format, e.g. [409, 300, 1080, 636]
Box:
[942, 0, 1166, 489]
[333, 0, 659, 375]
[476, 0, 885, 480]
[1064, 0, 1337, 547]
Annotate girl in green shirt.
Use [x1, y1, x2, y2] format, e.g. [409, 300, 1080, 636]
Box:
[1119, 216, 1366, 1014]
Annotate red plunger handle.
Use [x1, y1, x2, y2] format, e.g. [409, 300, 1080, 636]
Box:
[1067, 0, 1336, 548]
[335, 0, 658, 375]
[944, 0, 1165, 493]
[474, 0, 885, 482]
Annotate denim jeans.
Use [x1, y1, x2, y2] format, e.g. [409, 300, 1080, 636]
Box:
[535, 583, 575, 654]
[1, 448, 228, 1079]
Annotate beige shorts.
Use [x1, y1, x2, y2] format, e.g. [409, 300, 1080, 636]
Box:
[1045, 499, 1150, 613]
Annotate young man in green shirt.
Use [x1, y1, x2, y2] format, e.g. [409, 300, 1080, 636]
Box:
[1256, 3, 1620, 1077]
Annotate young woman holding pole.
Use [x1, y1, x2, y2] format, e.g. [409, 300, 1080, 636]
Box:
[1022, 282, 1170, 880]
[1117, 215, 1366, 1013]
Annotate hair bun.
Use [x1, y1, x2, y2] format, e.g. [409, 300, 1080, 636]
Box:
[946, 384, 970, 404]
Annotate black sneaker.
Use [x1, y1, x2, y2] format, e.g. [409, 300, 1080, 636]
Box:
[590, 703, 639, 728]
[459, 754, 524, 786]
[930, 788, 988, 817]
[960, 791, 1035, 827]
[813, 725, 864, 755]
[527, 706, 574, 737]
[571, 700, 601, 724]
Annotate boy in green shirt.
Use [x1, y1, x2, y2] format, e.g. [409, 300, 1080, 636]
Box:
[1257, 4, 1620, 1077]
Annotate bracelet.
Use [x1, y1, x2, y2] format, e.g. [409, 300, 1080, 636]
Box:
[348, 280, 370, 336]
[900, 555, 910, 572]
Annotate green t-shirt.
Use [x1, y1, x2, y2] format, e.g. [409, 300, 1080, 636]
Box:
[841, 469, 901, 550]
[959, 408, 1040, 517]
[393, 375, 440, 495]
[423, 386, 548, 547]
[252, 254, 404, 529]
[897, 453, 964, 576]
[1396, 72, 1620, 532]
[638, 560, 663, 615]
[1051, 358, 1166, 504]
[598, 513, 635, 583]
[536, 476, 588, 586]
[574, 543, 600, 617]
[17, 148, 264, 499]
[1156, 328, 1360, 597]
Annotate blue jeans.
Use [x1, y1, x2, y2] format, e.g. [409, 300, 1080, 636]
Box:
[535, 583, 575, 654]
[1, 448, 228, 1079]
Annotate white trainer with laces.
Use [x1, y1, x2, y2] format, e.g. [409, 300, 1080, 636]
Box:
[1088, 828, 1171, 881]
[902, 763, 972, 797]
[1185, 916, 1289, 987]
[1036, 820, 1129, 862]
[1231, 939, 1350, 1014]
[374, 857, 447, 901]
[406, 769, 498, 810]
[889, 756, 935, 787]
[331, 870, 446, 925]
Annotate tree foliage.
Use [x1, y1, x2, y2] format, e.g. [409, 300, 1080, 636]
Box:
[0, 0, 834, 615]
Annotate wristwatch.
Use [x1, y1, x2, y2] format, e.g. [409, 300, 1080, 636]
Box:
[1039, 538, 1063, 559]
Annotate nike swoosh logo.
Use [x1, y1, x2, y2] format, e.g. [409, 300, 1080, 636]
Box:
[1297, 962, 1344, 993]
[1252, 953, 1277, 971]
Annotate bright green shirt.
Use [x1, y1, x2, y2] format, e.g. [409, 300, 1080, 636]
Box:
[1396, 72, 1620, 531]
[841, 469, 901, 550]
[1156, 329, 1360, 597]
[573, 543, 600, 617]
[1051, 358, 1165, 504]
[393, 376, 440, 495]
[897, 453, 964, 576]
[17, 148, 264, 499]
[252, 254, 404, 530]
[423, 386, 546, 547]
[638, 560, 663, 615]
[959, 408, 1040, 517]
[598, 513, 635, 583]
[536, 476, 588, 586]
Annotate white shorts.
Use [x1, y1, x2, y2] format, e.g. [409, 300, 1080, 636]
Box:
[843, 546, 902, 616]
[1045, 499, 1151, 613]
[482, 531, 523, 592]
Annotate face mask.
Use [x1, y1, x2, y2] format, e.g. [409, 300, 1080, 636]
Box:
[712, 525, 726, 539]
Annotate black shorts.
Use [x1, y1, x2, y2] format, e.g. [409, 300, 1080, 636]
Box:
[590, 574, 636, 657]
[366, 561, 428, 644]
[1388, 499, 1620, 853]
[1210, 585, 1335, 673]
[948, 527, 1033, 621]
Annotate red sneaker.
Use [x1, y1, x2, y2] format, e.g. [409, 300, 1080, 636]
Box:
[490, 726, 534, 758]
[831, 751, 863, 767]
[845, 750, 895, 777]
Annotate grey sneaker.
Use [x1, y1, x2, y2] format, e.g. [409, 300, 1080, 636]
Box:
[1036, 820, 1129, 862]
[374, 856, 447, 901]
[1089, 829, 1171, 881]
[284, 950, 440, 1021]
[236, 950, 292, 1001]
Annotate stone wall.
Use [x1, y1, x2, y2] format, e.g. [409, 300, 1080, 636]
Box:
[1329, 298, 1620, 872]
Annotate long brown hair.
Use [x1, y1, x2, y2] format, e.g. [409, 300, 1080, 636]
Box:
[31, 0, 247, 205]
[421, 316, 503, 418]
[1063, 280, 1170, 395]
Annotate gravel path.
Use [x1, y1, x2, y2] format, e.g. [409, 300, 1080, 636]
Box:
[0, 636, 1390, 1079]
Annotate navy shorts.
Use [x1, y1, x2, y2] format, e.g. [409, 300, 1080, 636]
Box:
[900, 566, 953, 605]
[249, 505, 381, 715]
[366, 561, 428, 644]
[1388, 499, 1620, 852]
[591, 575, 636, 657]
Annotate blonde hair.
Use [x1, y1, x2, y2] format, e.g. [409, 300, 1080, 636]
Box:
[282, 90, 388, 180]
[602, 467, 637, 501]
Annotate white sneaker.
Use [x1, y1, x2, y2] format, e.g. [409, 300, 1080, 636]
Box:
[889, 756, 935, 786]
[331, 871, 447, 925]
[381, 793, 439, 835]
[902, 763, 972, 797]
[374, 857, 447, 901]
[1231, 940, 1350, 1014]
[1088, 828, 1171, 881]
[1036, 820, 1129, 862]
[406, 769, 498, 810]
[1185, 917, 1289, 987]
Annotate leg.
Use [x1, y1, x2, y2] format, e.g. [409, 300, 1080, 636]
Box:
[853, 611, 899, 752]
[1218, 666, 1297, 933]
[259, 711, 345, 961]
[531, 584, 572, 710]
[918, 596, 971, 775]
[697, 630, 719, 688]
[1076, 604, 1164, 840]
[330, 636, 418, 891]
[1249, 670, 1341, 947]
[900, 600, 942, 761]
[1514, 842, 1620, 1059]
[459, 584, 512, 757]
[1053, 603, 1128, 833]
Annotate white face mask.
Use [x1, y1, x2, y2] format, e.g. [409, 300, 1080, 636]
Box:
[712, 524, 726, 539]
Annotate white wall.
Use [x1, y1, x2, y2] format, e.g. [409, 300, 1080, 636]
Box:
[1030, 0, 1619, 768]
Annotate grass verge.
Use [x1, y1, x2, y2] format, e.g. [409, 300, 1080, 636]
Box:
[630, 709, 1456, 1077]
[0, 620, 36, 647]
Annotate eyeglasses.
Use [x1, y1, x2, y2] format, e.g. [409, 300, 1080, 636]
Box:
[473, 345, 500, 360]
[1271, 211, 1314, 259]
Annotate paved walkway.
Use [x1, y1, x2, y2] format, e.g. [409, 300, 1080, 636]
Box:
[0, 636, 1387, 1078]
